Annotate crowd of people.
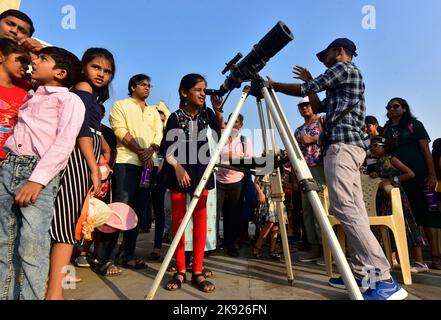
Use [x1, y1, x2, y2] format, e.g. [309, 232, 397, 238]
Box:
[0, 9, 440, 301]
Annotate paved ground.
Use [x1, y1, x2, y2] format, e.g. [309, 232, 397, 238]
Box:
[64, 228, 441, 301]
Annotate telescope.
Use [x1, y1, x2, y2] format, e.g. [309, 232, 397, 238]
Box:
[205, 21, 294, 97]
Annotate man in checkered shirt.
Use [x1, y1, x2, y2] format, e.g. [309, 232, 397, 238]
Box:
[267, 38, 407, 300]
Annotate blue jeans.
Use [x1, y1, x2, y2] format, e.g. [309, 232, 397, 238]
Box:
[0, 154, 59, 300]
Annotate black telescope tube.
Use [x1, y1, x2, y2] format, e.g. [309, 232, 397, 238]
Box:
[211, 21, 294, 96]
[237, 21, 294, 73]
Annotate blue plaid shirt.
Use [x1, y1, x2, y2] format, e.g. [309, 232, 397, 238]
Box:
[300, 61, 366, 150]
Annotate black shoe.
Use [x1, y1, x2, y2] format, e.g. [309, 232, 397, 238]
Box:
[297, 242, 311, 252]
[162, 235, 171, 244]
[227, 247, 239, 257]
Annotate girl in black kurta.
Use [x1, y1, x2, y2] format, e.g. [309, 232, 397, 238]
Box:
[162, 73, 223, 293]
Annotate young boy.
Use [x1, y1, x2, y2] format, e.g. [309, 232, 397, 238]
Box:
[0, 38, 31, 159]
[0, 47, 85, 300]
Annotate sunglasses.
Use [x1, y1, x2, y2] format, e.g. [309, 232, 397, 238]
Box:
[386, 103, 401, 111]
[369, 143, 385, 149]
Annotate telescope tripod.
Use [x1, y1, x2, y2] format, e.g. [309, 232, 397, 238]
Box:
[145, 76, 363, 300]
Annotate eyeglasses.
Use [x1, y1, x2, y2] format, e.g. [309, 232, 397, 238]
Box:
[138, 83, 152, 88]
[386, 103, 401, 111]
[369, 143, 385, 149]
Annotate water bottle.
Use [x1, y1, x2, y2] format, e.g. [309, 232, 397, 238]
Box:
[139, 167, 152, 189]
[424, 190, 439, 212]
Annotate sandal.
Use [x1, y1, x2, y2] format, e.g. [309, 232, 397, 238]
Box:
[168, 263, 177, 273]
[432, 256, 441, 270]
[165, 272, 186, 291]
[410, 261, 429, 273]
[122, 258, 148, 270]
[191, 273, 215, 293]
[252, 245, 263, 259]
[186, 266, 214, 278]
[148, 251, 161, 261]
[202, 268, 213, 278]
[269, 250, 282, 261]
[94, 261, 123, 277]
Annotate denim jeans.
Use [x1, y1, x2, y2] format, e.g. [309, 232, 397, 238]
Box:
[0, 154, 59, 300]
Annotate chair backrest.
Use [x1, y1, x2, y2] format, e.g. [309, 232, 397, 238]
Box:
[321, 175, 381, 217]
[360, 175, 381, 217]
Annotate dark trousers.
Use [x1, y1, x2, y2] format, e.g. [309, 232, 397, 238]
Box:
[216, 180, 243, 250]
[96, 163, 151, 261]
[152, 170, 166, 249]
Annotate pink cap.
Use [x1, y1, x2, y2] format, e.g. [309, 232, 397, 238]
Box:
[97, 202, 138, 233]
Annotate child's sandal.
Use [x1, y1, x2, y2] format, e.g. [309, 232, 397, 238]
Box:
[269, 250, 281, 261]
[252, 245, 263, 259]
[202, 268, 213, 278]
[191, 273, 215, 293]
[165, 272, 186, 291]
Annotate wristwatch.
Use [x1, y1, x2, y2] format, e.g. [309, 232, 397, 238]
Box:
[393, 176, 399, 184]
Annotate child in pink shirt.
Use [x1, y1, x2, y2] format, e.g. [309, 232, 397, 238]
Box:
[0, 47, 85, 300]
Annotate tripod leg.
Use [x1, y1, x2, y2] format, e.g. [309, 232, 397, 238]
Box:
[269, 169, 295, 284]
[145, 86, 251, 300]
[256, 99, 269, 153]
[261, 86, 363, 300]
[264, 104, 294, 283]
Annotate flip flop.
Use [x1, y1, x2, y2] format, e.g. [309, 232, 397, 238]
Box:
[93, 261, 123, 277]
[123, 258, 148, 269]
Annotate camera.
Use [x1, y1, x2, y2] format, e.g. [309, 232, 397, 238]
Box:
[206, 21, 294, 96]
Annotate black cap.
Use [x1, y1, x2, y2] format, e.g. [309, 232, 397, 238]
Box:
[316, 38, 358, 62]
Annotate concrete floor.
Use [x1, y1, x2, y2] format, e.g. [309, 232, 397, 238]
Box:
[64, 229, 441, 301]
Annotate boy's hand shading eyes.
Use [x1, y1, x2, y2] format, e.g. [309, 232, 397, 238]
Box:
[19, 38, 44, 54]
[15, 181, 44, 207]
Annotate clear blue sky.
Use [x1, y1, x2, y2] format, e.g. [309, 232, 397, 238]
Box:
[20, 0, 441, 149]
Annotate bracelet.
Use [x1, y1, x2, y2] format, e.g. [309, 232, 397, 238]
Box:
[215, 108, 224, 113]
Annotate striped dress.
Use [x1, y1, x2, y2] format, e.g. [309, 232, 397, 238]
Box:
[50, 89, 103, 244]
